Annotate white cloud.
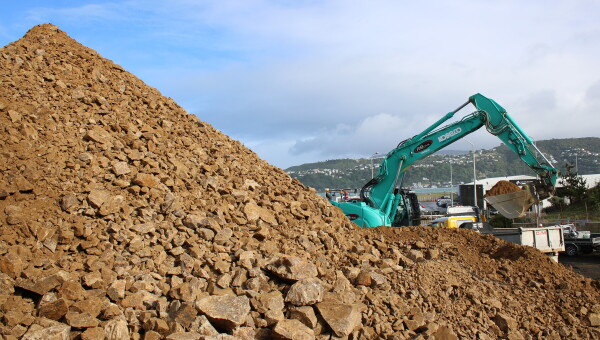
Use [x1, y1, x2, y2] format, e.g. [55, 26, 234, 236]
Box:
[2, 0, 599, 168]
[290, 112, 429, 158]
[585, 79, 600, 103]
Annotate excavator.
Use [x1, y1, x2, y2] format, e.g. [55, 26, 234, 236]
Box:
[330, 93, 559, 227]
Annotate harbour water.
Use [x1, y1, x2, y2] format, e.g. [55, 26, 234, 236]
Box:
[411, 187, 458, 194]
[318, 187, 458, 199]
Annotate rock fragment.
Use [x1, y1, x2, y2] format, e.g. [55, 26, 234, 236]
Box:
[112, 161, 130, 176]
[285, 278, 324, 306]
[493, 313, 518, 333]
[60, 193, 79, 211]
[133, 173, 159, 187]
[38, 298, 69, 320]
[253, 291, 285, 313]
[80, 327, 106, 340]
[289, 306, 319, 329]
[196, 295, 250, 331]
[85, 126, 113, 145]
[87, 190, 110, 209]
[104, 319, 129, 340]
[315, 302, 361, 337]
[173, 303, 198, 329]
[272, 319, 315, 340]
[267, 256, 318, 281]
[587, 313, 600, 327]
[21, 324, 71, 340]
[65, 311, 99, 328]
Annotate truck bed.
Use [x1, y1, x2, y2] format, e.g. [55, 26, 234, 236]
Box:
[483, 226, 565, 254]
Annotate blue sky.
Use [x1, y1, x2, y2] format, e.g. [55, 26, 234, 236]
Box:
[2, 1, 600, 168]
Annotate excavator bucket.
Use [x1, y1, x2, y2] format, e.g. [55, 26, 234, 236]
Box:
[484, 190, 536, 219]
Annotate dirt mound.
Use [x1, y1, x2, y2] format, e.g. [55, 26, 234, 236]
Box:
[1, 24, 599, 339]
[485, 180, 522, 197]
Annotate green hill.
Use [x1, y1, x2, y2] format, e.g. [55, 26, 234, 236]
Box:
[286, 137, 600, 191]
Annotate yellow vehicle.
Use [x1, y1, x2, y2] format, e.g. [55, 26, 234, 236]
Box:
[427, 215, 477, 229]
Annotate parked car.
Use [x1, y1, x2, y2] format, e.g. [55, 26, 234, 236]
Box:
[436, 196, 452, 208]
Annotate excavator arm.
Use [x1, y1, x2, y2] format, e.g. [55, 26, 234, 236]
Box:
[468, 94, 557, 196]
[332, 93, 558, 227]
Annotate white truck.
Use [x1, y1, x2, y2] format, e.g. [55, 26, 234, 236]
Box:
[478, 186, 564, 260]
[461, 223, 565, 261]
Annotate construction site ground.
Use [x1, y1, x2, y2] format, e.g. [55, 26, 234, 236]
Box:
[560, 254, 600, 281]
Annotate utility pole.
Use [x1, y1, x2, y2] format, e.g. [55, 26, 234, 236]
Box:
[370, 152, 379, 178]
[450, 162, 453, 206]
[464, 139, 477, 208]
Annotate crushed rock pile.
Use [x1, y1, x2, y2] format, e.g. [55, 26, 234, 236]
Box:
[1, 24, 599, 340]
[485, 181, 522, 197]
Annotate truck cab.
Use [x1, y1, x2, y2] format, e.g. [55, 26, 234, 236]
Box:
[557, 223, 600, 256]
[427, 215, 477, 229]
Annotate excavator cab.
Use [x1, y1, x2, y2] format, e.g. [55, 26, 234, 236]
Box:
[392, 190, 421, 227]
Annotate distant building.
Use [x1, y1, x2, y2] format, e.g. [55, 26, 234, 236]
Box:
[465, 174, 600, 192]
[578, 174, 600, 188]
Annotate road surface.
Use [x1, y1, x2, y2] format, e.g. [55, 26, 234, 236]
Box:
[559, 254, 600, 280]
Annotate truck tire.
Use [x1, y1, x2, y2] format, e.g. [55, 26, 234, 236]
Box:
[565, 244, 578, 257]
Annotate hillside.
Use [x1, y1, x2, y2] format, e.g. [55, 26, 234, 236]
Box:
[286, 137, 600, 191]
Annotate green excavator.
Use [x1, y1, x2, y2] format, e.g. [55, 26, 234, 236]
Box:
[330, 93, 559, 227]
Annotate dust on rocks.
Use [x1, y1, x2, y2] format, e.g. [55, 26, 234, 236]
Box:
[1, 24, 599, 339]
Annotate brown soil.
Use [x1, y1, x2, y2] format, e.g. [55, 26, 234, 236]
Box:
[1, 24, 599, 339]
[485, 180, 522, 197]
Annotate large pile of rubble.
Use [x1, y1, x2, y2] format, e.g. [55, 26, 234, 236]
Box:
[1, 24, 599, 339]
